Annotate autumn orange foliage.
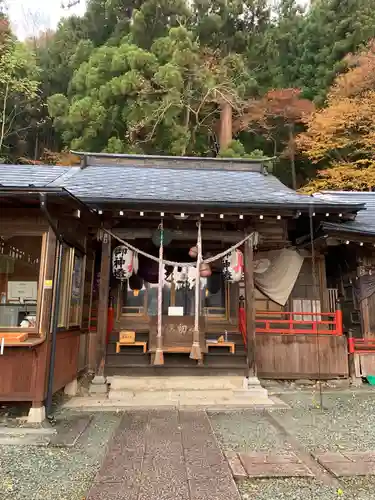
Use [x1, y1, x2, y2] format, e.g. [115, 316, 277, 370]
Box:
[299, 40, 375, 192]
[20, 150, 80, 166]
[234, 88, 314, 135]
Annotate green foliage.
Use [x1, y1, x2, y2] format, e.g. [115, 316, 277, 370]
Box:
[218, 140, 265, 159]
[296, 0, 375, 103]
[8, 0, 375, 188]
[0, 25, 40, 159]
[48, 21, 256, 155]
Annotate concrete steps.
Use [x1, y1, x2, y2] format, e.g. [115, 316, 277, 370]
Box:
[105, 375, 274, 408]
[108, 374, 247, 391]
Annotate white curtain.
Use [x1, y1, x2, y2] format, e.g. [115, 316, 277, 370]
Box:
[254, 249, 304, 306]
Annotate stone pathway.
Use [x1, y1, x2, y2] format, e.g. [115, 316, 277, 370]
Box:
[86, 409, 240, 500]
[315, 451, 375, 477]
[227, 451, 313, 479]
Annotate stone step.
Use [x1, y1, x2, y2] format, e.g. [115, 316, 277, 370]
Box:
[104, 365, 247, 377]
[108, 374, 247, 391]
[107, 388, 274, 407]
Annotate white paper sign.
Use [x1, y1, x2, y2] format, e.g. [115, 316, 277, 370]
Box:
[8, 281, 37, 301]
[168, 306, 184, 317]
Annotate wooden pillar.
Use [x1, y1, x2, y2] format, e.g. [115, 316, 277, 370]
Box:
[96, 233, 111, 375]
[244, 233, 257, 377]
[38, 229, 57, 406]
[219, 101, 233, 151]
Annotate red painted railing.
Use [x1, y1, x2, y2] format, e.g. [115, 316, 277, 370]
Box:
[348, 338, 375, 354]
[239, 307, 247, 346]
[239, 307, 343, 345]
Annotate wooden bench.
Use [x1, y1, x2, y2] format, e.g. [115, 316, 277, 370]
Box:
[206, 341, 235, 354]
[116, 341, 148, 354]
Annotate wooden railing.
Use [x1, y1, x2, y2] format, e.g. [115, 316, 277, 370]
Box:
[239, 307, 343, 346]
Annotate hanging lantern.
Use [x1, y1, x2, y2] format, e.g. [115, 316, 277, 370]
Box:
[152, 228, 173, 246]
[138, 260, 159, 283]
[189, 246, 198, 258]
[129, 274, 143, 291]
[223, 249, 244, 282]
[112, 246, 138, 280]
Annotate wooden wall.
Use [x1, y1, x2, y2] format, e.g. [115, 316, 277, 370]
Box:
[256, 334, 349, 379]
[52, 331, 80, 393]
[0, 212, 97, 403]
[0, 344, 47, 401]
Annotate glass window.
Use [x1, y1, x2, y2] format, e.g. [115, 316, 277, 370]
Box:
[58, 246, 72, 327]
[120, 272, 231, 319]
[122, 281, 146, 315]
[175, 286, 196, 316]
[69, 252, 84, 326]
[0, 235, 43, 329]
[57, 246, 85, 328]
[203, 272, 227, 318]
[122, 280, 171, 316]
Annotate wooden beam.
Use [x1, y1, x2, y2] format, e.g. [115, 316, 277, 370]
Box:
[113, 228, 246, 243]
[96, 233, 111, 373]
[244, 232, 257, 377]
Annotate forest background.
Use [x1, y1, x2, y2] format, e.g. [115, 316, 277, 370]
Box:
[3, 0, 375, 192]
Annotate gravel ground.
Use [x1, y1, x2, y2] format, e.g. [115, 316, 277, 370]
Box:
[209, 392, 375, 500]
[0, 412, 122, 500]
[239, 478, 340, 500]
[274, 391, 375, 453]
[209, 410, 291, 453]
[1, 391, 375, 500]
[239, 477, 375, 500]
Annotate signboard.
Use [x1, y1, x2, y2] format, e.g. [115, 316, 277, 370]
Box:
[119, 331, 135, 344]
[7, 281, 37, 302]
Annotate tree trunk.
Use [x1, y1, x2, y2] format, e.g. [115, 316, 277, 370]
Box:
[219, 101, 233, 151]
[0, 81, 9, 155]
[289, 123, 297, 190]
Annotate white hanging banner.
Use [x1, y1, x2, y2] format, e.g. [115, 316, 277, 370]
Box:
[166, 266, 207, 290]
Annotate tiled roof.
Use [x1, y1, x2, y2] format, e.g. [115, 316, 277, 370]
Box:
[0, 164, 69, 187]
[314, 191, 375, 235]
[59, 164, 350, 209]
[0, 161, 365, 212]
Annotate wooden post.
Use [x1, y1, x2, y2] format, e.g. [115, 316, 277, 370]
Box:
[244, 233, 257, 377]
[96, 232, 111, 375]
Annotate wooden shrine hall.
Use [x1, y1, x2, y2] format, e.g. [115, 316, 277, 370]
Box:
[0, 153, 369, 416]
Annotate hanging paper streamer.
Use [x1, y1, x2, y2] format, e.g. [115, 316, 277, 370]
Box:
[166, 266, 207, 290]
[222, 249, 244, 282]
[112, 246, 138, 280]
